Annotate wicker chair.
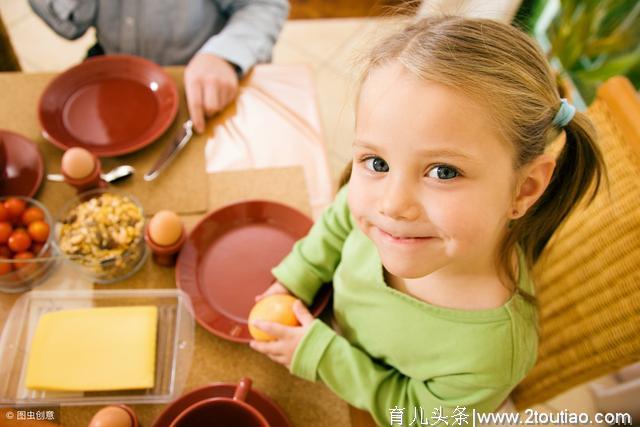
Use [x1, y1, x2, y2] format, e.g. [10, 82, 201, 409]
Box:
[512, 76, 640, 408]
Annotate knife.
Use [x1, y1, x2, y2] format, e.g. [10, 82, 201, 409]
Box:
[144, 120, 194, 181]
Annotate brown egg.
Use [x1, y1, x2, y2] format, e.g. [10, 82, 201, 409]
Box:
[88, 406, 133, 427]
[61, 147, 95, 179]
[148, 210, 183, 246]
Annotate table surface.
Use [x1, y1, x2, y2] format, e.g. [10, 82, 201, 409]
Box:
[0, 65, 376, 427]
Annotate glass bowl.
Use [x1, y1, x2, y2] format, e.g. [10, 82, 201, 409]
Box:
[54, 188, 147, 284]
[0, 197, 57, 293]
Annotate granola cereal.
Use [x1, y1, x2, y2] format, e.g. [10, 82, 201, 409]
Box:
[58, 192, 145, 280]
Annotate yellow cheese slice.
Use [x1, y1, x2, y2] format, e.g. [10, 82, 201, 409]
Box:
[25, 306, 158, 392]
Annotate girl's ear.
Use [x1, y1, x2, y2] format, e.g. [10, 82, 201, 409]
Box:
[510, 154, 557, 219]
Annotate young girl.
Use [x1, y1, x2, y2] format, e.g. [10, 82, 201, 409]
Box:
[250, 16, 605, 425]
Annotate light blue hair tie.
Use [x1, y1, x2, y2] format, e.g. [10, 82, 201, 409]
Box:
[552, 98, 576, 127]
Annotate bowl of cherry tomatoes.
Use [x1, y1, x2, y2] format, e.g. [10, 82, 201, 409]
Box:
[0, 196, 56, 293]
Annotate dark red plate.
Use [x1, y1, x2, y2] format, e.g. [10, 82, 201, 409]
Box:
[152, 383, 292, 427]
[0, 130, 44, 197]
[176, 200, 331, 343]
[38, 54, 178, 157]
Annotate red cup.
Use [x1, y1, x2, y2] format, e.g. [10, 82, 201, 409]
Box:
[169, 378, 268, 427]
[118, 404, 139, 427]
[61, 151, 106, 192]
[144, 222, 186, 267]
[88, 404, 139, 427]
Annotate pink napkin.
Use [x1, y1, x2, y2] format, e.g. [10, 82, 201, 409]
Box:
[205, 64, 335, 218]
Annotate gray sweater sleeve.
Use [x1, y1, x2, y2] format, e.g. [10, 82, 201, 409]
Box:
[28, 0, 97, 40]
[199, 0, 289, 76]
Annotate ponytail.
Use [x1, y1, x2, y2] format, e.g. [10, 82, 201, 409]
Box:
[498, 111, 608, 297]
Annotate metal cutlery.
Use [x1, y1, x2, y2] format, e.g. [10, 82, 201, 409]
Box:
[47, 165, 135, 183]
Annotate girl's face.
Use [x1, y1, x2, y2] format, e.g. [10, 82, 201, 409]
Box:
[349, 62, 517, 279]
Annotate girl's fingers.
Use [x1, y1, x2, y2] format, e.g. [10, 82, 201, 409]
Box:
[254, 283, 289, 302]
[270, 354, 289, 366]
[251, 320, 289, 338]
[249, 339, 278, 354]
[292, 300, 315, 326]
[254, 291, 272, 302]
[250, 340, 289, 366]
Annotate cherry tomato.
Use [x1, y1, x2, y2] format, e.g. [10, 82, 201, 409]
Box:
[0, 204, 9, 222]
[8, 229, 31, 253]
[3, 198, 26, 222]
[21, 207, 45, 225]
[13, 251, 34, 270]
[31, 242, 45, 255]
[0, 222, 12, 244]
[0, 246, 11, 258]
[28, 221, 49, 243]
[0, 257, 12, 275]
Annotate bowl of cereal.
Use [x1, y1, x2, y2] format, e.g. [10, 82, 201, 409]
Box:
[54, 189, 147, 283]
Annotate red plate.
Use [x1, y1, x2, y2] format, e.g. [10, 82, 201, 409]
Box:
[152, 383, 292, 427]
[38, 54, 178, 157]
[0, 130, 44, 197]
[176, 200, 332, 343]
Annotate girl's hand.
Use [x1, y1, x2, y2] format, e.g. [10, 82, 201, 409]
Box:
[254, 281, 291, 302]
[249, 299, 315, 369]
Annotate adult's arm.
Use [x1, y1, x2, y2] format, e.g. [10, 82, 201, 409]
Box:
[200, 0, 289, 76]
[28, 0, 97, 40]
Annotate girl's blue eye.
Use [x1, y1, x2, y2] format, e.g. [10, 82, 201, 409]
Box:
[427, 165, 459, 180]
[364, 157, 389, 173]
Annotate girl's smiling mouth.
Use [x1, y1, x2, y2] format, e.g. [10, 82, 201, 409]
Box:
[374, 226, 435, 244]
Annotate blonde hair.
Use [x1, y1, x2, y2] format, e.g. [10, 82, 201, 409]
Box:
[341, 16, 607, 302]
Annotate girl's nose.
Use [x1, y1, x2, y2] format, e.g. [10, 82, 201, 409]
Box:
[378, 178, 421, 221]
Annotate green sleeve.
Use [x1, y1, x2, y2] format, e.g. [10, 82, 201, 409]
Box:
[271, 186, 353, 306]
[291, 320, 512, 426]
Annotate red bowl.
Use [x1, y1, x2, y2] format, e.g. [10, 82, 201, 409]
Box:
[0, 130, 44, 198]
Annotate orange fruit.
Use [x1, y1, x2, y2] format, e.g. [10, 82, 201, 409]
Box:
[248, 294, 300, 341]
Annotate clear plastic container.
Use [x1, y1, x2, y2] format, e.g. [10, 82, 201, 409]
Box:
[0, 289, 194, 406]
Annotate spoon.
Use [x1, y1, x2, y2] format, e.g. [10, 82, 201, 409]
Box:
[47, 165, 135, 183]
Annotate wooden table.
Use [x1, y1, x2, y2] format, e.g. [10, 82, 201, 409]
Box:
[0, 65, 377, 426]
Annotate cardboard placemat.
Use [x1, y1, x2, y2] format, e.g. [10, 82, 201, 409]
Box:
[206, 166, 312, 215]
[0, 68, 207, 215]
[64, 167, 350, 427]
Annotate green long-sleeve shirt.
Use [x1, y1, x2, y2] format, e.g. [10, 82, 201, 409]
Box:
[272, 185, 538, 426]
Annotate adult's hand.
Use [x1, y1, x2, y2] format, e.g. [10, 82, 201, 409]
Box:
[184, 53, 239, 133]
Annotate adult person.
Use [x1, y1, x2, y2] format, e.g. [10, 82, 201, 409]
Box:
[29, 0, 290, 133]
